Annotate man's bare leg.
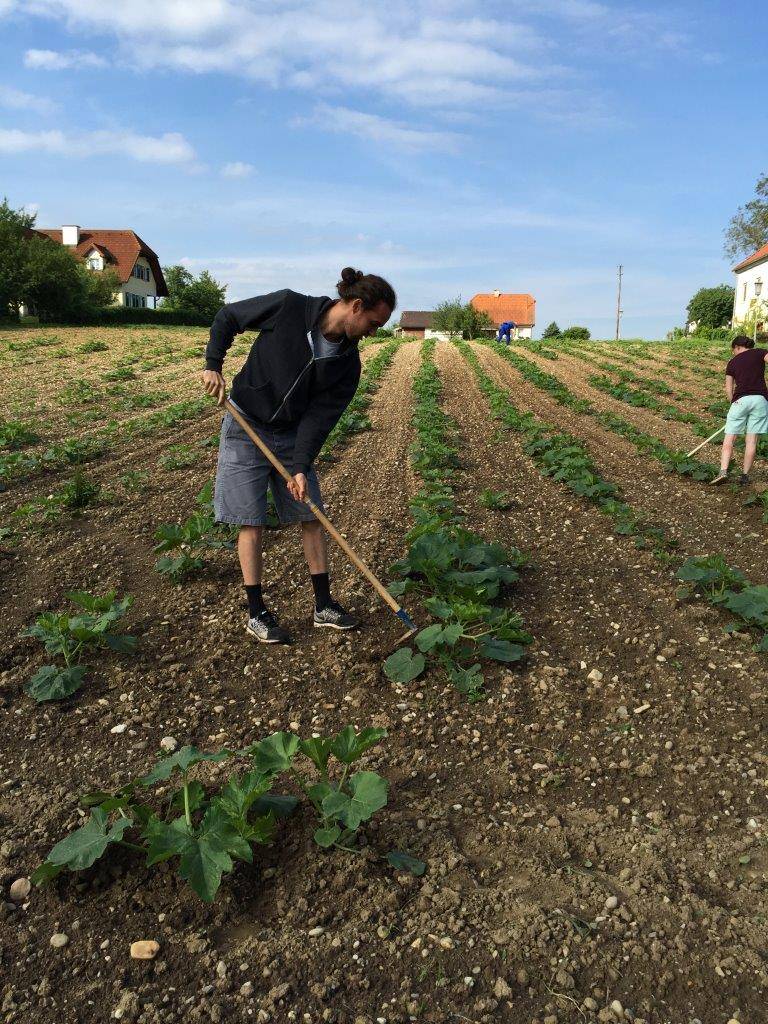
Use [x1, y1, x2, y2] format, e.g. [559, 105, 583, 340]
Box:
[238, 525, 263, 584]
[719, 433, 736, 474]
[743, 433, 758, 475]
[301, 519, 328, 575]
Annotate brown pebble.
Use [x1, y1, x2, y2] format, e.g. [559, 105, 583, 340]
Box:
[130, 940, 160, 960]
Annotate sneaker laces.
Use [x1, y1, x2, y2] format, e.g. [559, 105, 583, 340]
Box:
[257, 609, 279, 628]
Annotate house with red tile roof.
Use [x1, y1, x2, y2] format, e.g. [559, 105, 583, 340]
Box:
[470, 290, 536, 339]
[32, 224, 168, 309]
[732, 242, 768, 331]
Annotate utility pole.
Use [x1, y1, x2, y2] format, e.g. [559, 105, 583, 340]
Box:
[615, 264, 623, 341]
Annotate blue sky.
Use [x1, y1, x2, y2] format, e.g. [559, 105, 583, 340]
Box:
[0, 0, 765, 338]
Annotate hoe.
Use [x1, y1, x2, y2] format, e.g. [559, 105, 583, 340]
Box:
[224, 400, 418, 647]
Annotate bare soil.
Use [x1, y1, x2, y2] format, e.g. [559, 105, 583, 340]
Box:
[0, 332, 766, 1024]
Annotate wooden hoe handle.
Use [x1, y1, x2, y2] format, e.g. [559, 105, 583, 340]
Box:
[223, 400, 404, 617]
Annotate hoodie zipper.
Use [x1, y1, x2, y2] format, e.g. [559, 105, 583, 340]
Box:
[267, 354, 314, 422]
[267, 302, 347, 423]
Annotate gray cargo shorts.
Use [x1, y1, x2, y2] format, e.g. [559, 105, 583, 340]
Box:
[213, 408, 324, 527]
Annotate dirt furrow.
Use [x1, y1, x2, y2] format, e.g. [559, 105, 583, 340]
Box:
[429, 340, 767, 1022]
[475, 344, 768, 584]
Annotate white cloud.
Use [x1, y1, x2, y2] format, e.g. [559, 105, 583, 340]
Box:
[0, 126, 195, 163]
[0, 85, 56, 114]
[24, 47, 107, 70]
[7, 1, 575, 118]
[292, 104, 461, 153]
[221, 160, 254, 178]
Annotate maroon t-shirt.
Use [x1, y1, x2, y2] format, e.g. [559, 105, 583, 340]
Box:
[725, 348, 768, 401]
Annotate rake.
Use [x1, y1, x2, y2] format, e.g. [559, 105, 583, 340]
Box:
[223, 399, 418, 646]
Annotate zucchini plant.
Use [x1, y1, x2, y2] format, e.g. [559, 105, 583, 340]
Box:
[33, 726, 389, 901]
[20, 590, 136, 701]
[154, 480, 238, 581]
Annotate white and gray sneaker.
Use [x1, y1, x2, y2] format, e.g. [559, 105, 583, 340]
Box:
[313, 600, 359, 631]
[246, 609, 291, 644]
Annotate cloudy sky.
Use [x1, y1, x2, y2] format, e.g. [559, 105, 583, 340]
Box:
[0, 0, 764, 337]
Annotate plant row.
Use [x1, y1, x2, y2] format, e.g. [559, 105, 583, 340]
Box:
[457, 341, 672, 556]
[676, 556, 768, 652]
[1, 397, 209, 485]
[484, 342, 716, 482]
[384, 338, 532, 700]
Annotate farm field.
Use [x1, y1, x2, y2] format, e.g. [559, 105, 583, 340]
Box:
[1, 325, 767, 1024]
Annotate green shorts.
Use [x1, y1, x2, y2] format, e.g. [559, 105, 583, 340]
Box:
[724, 394, 768, 435]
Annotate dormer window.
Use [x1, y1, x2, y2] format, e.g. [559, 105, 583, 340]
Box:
[86, 250, 104, 271]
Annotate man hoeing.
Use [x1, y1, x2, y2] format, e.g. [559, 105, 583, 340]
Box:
[202, 268, 396, 644]
[710, 334, 768, 486]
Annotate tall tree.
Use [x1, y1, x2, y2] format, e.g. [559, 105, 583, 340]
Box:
[162, 264, 195, 308]
[431, 297, 465, 340]
[724, 174, 768, 262]
[686, 284, 734, 329]
[177, 270, 227, 321]
[0, 197, 36, 316]
[460, 303, 493, 338]
[541, 321, 561, 339]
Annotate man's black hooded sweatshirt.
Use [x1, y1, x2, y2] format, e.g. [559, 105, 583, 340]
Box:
[205, 289, 360, 476]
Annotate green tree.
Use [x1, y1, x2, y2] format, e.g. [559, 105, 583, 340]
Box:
[162, 264, 194, 308]
[686, 284, 734, 330]
[0, 197, 36, 317]
[562, 325, 590, 341]
[461, 303, 493, 339]
[541, 321, 561, 339]
[724, 174, 768, 262]
[21, 233, 92, 320]
[162, 265, 226, 320]
[431, 297, 465, 340]
[178, 270, 227, 321]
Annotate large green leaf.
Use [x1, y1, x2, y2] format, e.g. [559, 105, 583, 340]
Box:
[140, 746, 232, 786]
[314, 825, 342, 848]
[103, 633, 138, 654]
[329, 726, 387, 765]
[383, 647, 425, 683]
[477, 637, 527, 663]
[299, 737, 333, 773]
[217, 770, 272, 818]
[45, 807, 133, 871]
[249, 732, 300, 774]
[386, 850, 426, 876]
[321, 771, 388, 831]
[722, 585, 768, 627]
[26, 664, 87, 702]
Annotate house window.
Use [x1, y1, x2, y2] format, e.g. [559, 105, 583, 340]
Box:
[743, 282, 748, 301]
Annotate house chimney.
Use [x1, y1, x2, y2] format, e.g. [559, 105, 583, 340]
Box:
[493, 289, 501, 297]
[62, 224, 80, 246]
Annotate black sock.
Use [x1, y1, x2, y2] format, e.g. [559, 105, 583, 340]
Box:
[245, 584, 266, 618]
[310, 572, 331, 611]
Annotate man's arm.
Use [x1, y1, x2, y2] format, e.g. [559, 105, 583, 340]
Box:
[202, 289, 289, 406]
[725, 373, 735, 402]
[287, 369, 361, 500]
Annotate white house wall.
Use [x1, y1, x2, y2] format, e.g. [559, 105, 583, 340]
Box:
[117, 255, 157, 305]
[733, 257, 768, 323]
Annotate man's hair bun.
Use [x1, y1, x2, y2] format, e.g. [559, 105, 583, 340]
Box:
[340, 267, 364, 286]
[335, 267, 397, 312]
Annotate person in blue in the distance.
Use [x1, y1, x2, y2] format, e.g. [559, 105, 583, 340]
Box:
[497, 320, 516, 344]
